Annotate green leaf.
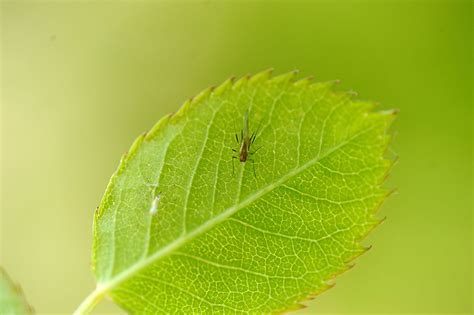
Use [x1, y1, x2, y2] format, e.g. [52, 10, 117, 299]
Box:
[0, 268, 33, 315]
[89, 70, 395, 313]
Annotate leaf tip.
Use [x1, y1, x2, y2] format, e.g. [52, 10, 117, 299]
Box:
[128, 133, 146, 157]
[192, 86, 214, 106]
[283, 281, 336, 314]
[146, 114, 173, 140]
[346, 89, 359, 97]
[377, 108, 399, 124]
[269, 70, 299, 84]
[364, 244, 374, 252]
[384, 108, 400, 116]
[249, 68, 273, 84]
[388, 187, 399, 197]
[329, 79, 341, 86]
[213, 76, 235, 96]
[294, 75, 314, 87]
[233, 75, 250, 89]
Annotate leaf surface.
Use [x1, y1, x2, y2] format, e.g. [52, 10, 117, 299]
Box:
[92, 71, 395, 313]
[0, 268, 33, 315]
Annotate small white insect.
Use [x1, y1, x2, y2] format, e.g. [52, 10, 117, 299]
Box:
[149, 195, 161, 215]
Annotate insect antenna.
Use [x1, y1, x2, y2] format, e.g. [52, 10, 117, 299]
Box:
[249, 120, 263, 147]
[249, 131, 256, 145]
[250, 145, 263, 155]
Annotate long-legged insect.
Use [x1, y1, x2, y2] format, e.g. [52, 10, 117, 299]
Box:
[232, 110, 262, 177]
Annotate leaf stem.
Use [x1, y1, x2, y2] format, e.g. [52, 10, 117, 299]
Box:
[73, 286, 106, 315]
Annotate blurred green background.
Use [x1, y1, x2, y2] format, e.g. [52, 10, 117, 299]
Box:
[1, 0, 472, 314]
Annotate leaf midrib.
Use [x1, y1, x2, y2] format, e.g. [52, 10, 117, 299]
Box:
[97, 123, 376, 294]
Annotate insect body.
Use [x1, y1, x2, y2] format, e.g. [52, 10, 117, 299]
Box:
[232, 110, 261, 177]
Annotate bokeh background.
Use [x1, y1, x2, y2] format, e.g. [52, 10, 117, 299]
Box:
[1, 0, 472, 314]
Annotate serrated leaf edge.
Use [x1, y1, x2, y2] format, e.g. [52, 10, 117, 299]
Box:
[91, 70, 397, 314]
[0, 267, 34, 314]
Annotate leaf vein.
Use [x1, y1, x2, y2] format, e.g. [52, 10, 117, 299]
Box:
[228, 217, 352, 245]
[137, 274, 241, 312]
[182, 108, 219, 234]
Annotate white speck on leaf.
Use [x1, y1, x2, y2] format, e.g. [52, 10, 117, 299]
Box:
[149, 195, 160, 215]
